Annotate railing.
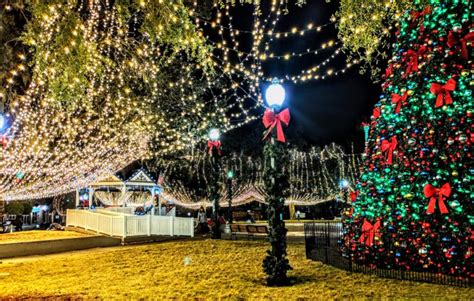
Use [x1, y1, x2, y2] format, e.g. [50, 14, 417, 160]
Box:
[66, 209, 194, 238]
[102, 207, 135, 215]
[1, 214, 36, 224]
[304, 222, 472, 287]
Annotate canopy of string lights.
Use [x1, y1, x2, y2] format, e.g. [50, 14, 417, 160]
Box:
[0, 0, 356, 201]
[157, 144, 361, 208]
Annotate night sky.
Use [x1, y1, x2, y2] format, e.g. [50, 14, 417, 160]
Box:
[222, 1, 382, 153]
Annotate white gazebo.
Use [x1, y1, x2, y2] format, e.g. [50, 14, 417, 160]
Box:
[76, 169, 163, 214]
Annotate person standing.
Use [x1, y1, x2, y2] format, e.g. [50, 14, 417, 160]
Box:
[197, 206, 208, 237]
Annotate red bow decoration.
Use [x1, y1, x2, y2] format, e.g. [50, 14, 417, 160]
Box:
[207, 140, 221, 155]
[430, 78, 456, 108]
[385, 64, 393, 78]
[262, 108, 291, 143]
[405, 47, 426, 76]
[448, 31, 474, 59]
[350, 191, 359, 202]
[424, 183, 451, 214]
[381, 137, 397, 165]
[391, 92, 408, 113]
[372, 107, 381, 119]
[359, 218, 381, 247]
[0, 136, 7, 149]
[411, 5, 432, 21]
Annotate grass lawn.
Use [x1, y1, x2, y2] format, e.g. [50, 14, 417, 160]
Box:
[0, 240, 471, 299]
[0, 230, 89, 244]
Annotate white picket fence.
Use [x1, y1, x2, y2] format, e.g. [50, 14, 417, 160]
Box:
[66, 209, 194, 238]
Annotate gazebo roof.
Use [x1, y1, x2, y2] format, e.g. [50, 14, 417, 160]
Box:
[125, 169, 156, 187]
[90, 171, 124, 187]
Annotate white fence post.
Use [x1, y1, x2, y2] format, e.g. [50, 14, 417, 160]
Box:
[190, 218, 194, 237]
[96, 214, 100, 234]
[147, 214, 151, 236]
[123, 215, 127, 238]
[85, 211, 89, 231]
[169, 216, 174, 237]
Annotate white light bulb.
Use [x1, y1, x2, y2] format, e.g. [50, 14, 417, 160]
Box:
[265, 79, 286, 108]
[208, 128, 220, 141]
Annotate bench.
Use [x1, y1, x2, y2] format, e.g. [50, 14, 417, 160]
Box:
[230, 224, 269, 240]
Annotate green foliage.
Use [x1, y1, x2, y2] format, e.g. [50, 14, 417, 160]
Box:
[22, 202, 33, 215]
[5, 202, 24, 215]
[262, 138, 292, 286]
[332, 0, 428, 79]
[0, 1, 29, 107]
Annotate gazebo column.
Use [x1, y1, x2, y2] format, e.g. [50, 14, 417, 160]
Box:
[151, 188, 155, 215]
[75, 188, 80, 208]
[88, 187, 94, 209]
[158, 192, 162, 216]
[122, 185, 126, 207]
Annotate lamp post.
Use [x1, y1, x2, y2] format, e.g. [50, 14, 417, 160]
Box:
[226, 170, 234, 224]
[208, 128, 222, 239]
[261, 78, 291, 286]
[339, 179, 350, 216]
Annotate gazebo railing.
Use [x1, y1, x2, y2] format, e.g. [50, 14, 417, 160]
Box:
[66, 209, 194, 238]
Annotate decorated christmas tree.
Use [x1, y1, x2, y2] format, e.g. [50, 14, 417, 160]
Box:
[345, 0, 473, 279]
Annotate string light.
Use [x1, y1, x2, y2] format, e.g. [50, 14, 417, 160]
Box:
[161, 143, 361, 208]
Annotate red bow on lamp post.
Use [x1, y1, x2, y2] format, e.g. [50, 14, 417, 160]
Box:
[262, 108, 291, 143]
[207, 140, 221, 155]
[0, 136, 7, 149]
[430, 78, 456, 108]
[448, 31, 474, 59]
[358, 218, 382, 247]
[424, 183, 451, 214]
[391, 92, 408, 114]
[381, 137, 397, 165]
[404, 46, 427, 76]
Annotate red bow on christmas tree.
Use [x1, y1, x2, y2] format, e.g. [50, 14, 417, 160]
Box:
[385, 64, 393, 78]
[448, 31, 474, 59]
[424, 183, 451, 214]
[381, 136, 397, 165]
[391, 92, 408, 113]
[430, 78, 456, 108]
[372, 107, 381, 119]
[350, 191, 359, 202]
[262, 108, 291, 143]
[405, 46, 427, 76]
[411, 5, 432, 22]
[359, 218, 381, 247]
[207, 140, 221, 155]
